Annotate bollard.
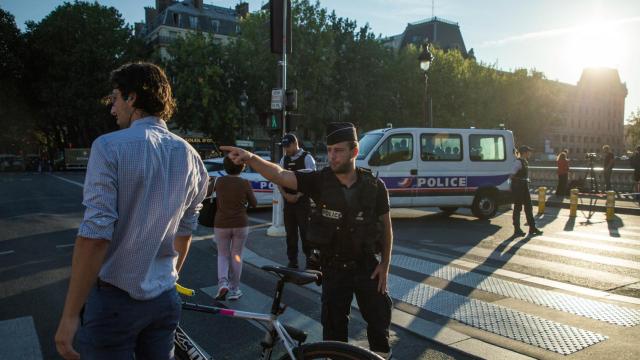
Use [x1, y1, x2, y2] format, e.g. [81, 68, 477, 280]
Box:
[569, 188, 578, 217]
[606, 190, 615, 221]
[537, 186, 547, 214]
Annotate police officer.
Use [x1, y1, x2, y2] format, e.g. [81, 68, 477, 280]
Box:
[278, 133, 316, 269]
[511, 145, 543, 237]
[221, 122, 393, 358]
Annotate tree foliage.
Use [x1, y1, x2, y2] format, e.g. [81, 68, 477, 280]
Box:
[23, 1, 147, 150]
[625, 108, 640, 149]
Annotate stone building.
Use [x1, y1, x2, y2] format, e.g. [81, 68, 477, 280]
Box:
[383, 17, 474, 59]
[548, 68, 627, 157]
[135, 0, 248, 59]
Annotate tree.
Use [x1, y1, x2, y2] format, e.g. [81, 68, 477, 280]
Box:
[625, 108, 640, 149]
[163, 33, 240, 145]
[24, 1, 147, 150]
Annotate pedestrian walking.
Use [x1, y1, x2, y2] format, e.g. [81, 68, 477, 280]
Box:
[556, 151, 569, 197]
[511, 145, 543, 237]
[213, 156, 257, 301]
[220, 122, 394, 359]
[54, 62, 209, 360]
[278, 133, 316, 269]
[602, 145, 615, 191]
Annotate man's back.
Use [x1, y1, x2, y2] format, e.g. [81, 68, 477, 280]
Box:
[79, 117, 208, 300]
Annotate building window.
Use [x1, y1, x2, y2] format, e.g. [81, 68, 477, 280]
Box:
[420, 133, 463, 161]
[189, 16, 198, 29]
[469, 134, 505, 161]
[211, 19, 220, 32]
[562, 135, 567, 142]
[173, 13, 180, 26]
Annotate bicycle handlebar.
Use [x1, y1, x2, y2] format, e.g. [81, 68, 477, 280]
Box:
[176, 283, 195, 297]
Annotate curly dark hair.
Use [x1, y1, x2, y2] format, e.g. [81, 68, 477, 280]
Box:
[223, 156, 245, 175]
[110, 62, 176, 120]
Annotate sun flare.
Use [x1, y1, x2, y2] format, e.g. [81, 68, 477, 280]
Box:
[564, 20, 627, 71]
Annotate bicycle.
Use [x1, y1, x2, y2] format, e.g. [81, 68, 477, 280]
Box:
[174, 265, 383, 360]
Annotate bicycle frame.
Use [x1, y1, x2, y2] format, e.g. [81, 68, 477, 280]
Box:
[181, 301, 301, 359]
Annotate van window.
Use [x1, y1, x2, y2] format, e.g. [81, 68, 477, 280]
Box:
[357, 133, 383, 160]
[421, 133, 462, 161]
[370, 134, 413, 166]
[469, 134, 505, 161]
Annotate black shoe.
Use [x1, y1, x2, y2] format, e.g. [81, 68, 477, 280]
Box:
[529, 228, 543, 236]
[287, 261, 298, 269]
[513, 229, 526, 237]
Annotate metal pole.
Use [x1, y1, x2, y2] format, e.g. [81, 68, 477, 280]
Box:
[424, 73, 429, 127]
[268, 0, 288, 237]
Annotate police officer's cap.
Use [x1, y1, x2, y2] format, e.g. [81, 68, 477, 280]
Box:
[518, 145, 534, 153]
[326, 122, 357, 145]
[279, 133, 297, 147]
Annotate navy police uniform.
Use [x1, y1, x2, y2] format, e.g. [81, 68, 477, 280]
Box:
[294, 123, 392, 354]
[282, 145, 312, 267]
[511, 145, 541, 236]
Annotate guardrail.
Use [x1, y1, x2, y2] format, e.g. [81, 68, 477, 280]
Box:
[529, 166, 636, 193]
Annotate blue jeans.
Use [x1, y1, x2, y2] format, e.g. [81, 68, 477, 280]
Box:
[77, 285, 181, 359]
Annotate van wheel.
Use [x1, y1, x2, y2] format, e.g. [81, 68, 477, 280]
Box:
[472, 191, 497, 219]
[439, 207, 458, 216]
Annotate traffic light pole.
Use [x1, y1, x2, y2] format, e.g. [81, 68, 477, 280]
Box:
[267, 0, 288, 237]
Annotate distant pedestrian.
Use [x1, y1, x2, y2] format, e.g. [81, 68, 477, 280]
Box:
[55, 62, 209, 359]
[278, 133, 316, 269]
[511, 145, 543, 237]
[556, 151, 569, 197]
[630, 145, 640, 198]
[602, 145, 615, 191]
[213, 156, 257, 301]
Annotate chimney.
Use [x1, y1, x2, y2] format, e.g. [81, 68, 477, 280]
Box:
[134, 22, 145, 37]
[235, 2, 249, 18]
[156, 0, 171, 13]
[145, 7, 158, 26]
[193, 0, 203, 10]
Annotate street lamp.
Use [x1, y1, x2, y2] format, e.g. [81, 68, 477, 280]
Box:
[239, 88, 249, 139]
[418, 40, 434, 127]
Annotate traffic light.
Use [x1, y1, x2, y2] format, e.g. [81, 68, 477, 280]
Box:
[264, 112, 282, 130]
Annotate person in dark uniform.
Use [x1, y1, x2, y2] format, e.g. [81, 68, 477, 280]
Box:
[511, 145, 543, 237]
[278, 133, 316, 269]
[220, 122, 394, 358]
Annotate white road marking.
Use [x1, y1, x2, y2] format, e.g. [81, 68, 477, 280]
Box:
[0, 250, 15, 256]
[536, 235, 640, 256]
[49, 174, 84, 188]
[563, 231, 640, 244]
[55, 244, 75, 248]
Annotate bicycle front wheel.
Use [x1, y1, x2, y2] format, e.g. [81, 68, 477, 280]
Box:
[279, 340, 384, 360]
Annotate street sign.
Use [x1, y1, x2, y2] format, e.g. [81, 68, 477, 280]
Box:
[271, 89, 283, 110]
[235, 140, 254, 147]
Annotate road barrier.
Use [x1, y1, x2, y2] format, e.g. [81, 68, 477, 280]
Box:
[569, 188, 579, 217]
[537, 186, 546, 214]
[606, 191, 616, 220]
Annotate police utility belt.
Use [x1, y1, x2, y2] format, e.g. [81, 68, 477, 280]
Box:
[511, 177, 530, 183]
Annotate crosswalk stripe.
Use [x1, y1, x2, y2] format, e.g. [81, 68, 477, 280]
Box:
[535, 236, 640, 256]
[0, 316, 42, 360]
[563, 231, 640, 244]
[478, 242, 640, 270]
[391, 254, 640, 326]
[583, 228, 640, 238]
[426, 244, 639, 287]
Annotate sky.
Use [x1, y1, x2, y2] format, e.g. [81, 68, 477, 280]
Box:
[2, 0, 639, 121]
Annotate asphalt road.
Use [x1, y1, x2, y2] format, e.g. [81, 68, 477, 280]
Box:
[2, 172, 640, 359]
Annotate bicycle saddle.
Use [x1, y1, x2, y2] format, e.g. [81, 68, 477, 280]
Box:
[261, 265, 321, 285]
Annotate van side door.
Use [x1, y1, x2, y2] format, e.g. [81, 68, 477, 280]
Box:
[414, 132, 467, 207]
[367, 132, 418, 207]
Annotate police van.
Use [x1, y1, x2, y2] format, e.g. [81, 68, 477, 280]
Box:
[356, 127, 516, 219]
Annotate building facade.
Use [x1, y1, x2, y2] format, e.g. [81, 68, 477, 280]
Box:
[135, 0, 248, 59]
[548, 68, 627, 157]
